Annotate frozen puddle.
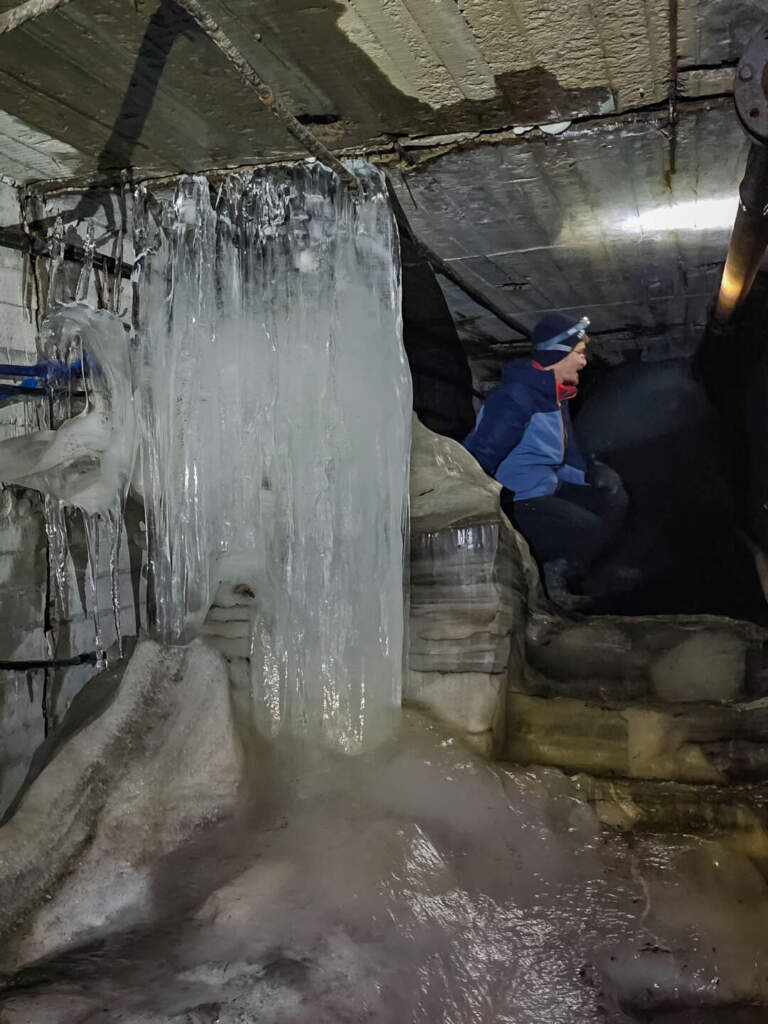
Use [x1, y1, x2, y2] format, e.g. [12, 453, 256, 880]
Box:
[1, 713, 766, 1024]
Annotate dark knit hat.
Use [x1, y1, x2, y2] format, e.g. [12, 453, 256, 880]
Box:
[531, 313, 590, 366]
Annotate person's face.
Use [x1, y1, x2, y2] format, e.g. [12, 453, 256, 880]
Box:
[553, 338, 588, 386]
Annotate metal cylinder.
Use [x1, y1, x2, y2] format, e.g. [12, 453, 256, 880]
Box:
[715, 144, 768, 321]
[714, 29, 768, 323]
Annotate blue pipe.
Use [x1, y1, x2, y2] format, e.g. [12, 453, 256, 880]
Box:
[0, 357, 90, 387]
[0, 363, 48, 379]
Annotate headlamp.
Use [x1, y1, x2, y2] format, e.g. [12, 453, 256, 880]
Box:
[536, 316, 591, 353]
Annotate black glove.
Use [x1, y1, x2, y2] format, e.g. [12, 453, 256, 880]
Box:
[586, 458, 623, 494]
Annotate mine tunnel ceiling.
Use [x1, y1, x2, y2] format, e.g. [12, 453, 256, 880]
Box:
[0, 0, 765, 352]
[389, 104, 750, 373]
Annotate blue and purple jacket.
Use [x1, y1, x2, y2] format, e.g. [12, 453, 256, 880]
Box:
[463, 360, 587, 501]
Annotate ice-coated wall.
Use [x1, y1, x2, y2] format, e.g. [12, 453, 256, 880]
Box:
[133, 162, 411, 750]
[0, 304, 136, 516]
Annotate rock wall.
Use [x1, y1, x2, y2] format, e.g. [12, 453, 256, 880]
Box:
[405, 416, 541, 755]
[0, 488, 138, 817]
[407, 415, 768, 864]
[0, 638, 244, 973]
[514, 612, 768, 785]
[393, 195, 476, 441]
[574, 358, 767, 620]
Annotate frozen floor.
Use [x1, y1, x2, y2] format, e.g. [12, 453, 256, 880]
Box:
[1, 714, 767, 1024]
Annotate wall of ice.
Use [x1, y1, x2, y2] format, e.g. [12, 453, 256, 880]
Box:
[133, 163, 411, 750]
[0, 161, 409, 761]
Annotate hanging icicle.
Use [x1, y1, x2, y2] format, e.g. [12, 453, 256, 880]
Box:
[133, 161, 411, 751]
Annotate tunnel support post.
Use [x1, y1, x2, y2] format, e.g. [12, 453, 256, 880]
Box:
[714, 30, 768, 323]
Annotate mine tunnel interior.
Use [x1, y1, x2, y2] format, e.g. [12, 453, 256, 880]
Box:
[401, 208, 768, 625]
[3, 1, 768, 1021]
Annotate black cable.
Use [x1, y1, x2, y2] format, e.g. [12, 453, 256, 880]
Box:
[0, 652, 99, 671]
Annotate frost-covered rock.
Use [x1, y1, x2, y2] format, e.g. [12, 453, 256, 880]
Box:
[0, 639, 244, 972]
[0, 304, 136, 516]
[406, 417, 540, 755]
[407, 419, 768, 789]
[651, 628, 747, 703]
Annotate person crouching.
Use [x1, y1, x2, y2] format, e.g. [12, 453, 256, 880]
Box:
[463, 313, 627, 610]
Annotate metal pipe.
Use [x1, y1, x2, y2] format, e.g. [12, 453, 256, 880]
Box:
[714, 30, 768, 323]
[0, 652, 98, 671]
[714, 143, 768, 322]
[0, 0, 73, 34]
[0, 225, 133, 280]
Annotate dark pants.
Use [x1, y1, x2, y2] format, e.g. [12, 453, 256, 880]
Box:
[501, 483, 627, 576]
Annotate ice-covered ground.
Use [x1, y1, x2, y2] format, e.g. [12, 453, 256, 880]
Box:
[1, 708, 766, 1024]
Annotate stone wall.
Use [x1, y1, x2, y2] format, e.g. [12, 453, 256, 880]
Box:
[512, 612, 768, 785]
[407, 417, 768, 807]
[405, 416, 540, 755]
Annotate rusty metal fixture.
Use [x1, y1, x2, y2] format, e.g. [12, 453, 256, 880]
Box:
[714, 29, 768, 322]
[734, 30, 768, 139]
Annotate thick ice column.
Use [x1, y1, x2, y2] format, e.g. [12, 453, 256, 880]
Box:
[133, 162, 411, 750]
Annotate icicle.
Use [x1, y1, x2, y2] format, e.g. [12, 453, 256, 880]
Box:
[108, 498, 124, 658]
[43, 495, 69, 621]
[110, 183, 127, 315]
[0, 305, 136, 514]
[133, 162, 411, 751]
[82, 511, 105, 666]
[76, 221, 95, 302]
[46, 216, 65, 309]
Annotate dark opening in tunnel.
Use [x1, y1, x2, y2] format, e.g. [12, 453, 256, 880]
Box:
[572, 354, 767, 623]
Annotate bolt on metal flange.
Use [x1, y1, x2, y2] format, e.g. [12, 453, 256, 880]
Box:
[735, 31, 768, 145]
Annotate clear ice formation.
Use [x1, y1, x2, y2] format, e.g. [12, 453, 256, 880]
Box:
[0, 304, 137, 660]
[133, 162, 412, 750]
[0, 303, 136, 517]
